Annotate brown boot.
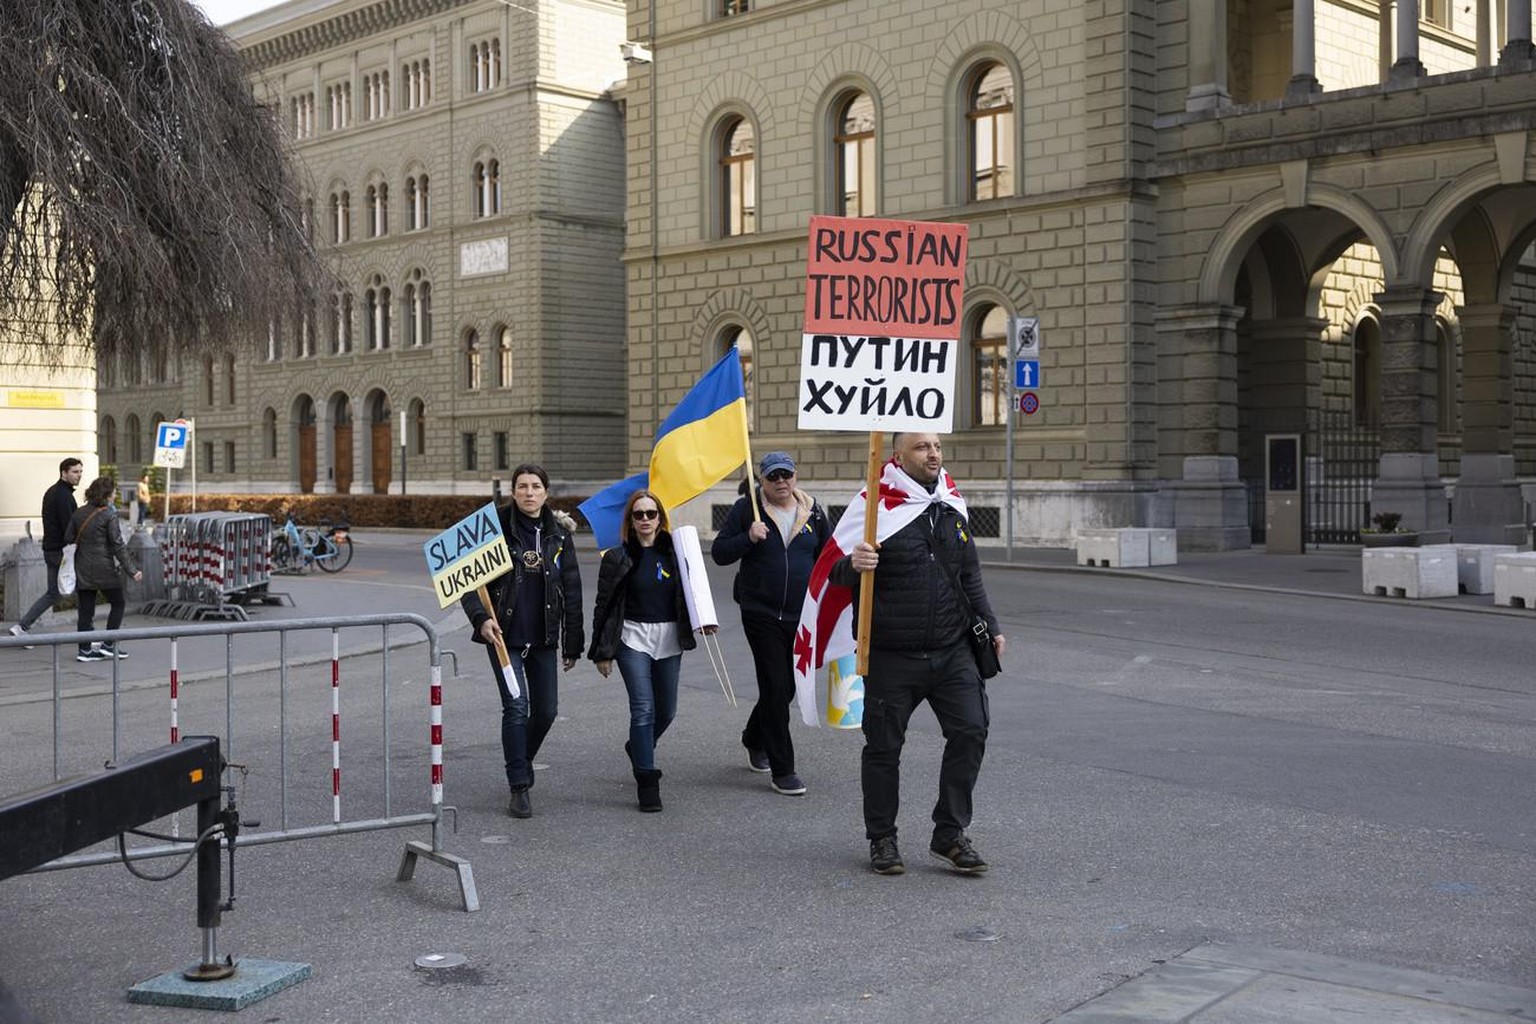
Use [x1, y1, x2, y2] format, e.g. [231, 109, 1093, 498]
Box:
[634, 768, 662, 812]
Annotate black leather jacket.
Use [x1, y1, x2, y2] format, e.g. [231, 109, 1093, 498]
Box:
[830, 503, 998, 652]
[461, 505, 584, 659]
[587, 533, 697, 661]
[711, 490, 830, 621]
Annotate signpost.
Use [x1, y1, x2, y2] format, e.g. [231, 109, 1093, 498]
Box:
[153, 418, 193, 520]
[800, 215, 968, 673]
[424, 503, 519, 697]
[1004, 316, 1041, 560]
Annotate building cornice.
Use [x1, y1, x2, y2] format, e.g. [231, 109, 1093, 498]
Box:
[234, 0, 477, 70]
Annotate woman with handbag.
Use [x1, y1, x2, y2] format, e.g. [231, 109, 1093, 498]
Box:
[588, 489, 696, 812]
[66, 476, 142, 662]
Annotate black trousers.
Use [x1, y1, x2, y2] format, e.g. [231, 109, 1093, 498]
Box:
[76, 587, 126, 651]
[740, 612, 797, 775]
[861, 641, 989, 845]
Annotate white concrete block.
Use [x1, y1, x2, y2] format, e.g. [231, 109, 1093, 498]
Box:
[1076, 528, 1150, 568]
[1493, 552, 1536, 609]
[1361, 545, 1459, 599]
[1454, 544, 1518, 595]
[1143, 528, 1178, 566]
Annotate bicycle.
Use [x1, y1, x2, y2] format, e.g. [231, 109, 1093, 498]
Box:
[271, 514, 354, 574]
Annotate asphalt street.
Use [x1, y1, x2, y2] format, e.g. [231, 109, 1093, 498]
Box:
[0, 531, 1532, 1023]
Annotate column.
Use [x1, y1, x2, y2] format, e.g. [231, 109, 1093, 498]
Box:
[1477, 0, 1493, 67]
[1452, 304, 1525, 542]
[1379, 1, 1396, 83]
[1371, 287, 1447, 540]
[1186, 0, 1231, 111]
[1287, 0, 1322, 97]
[1245, 318, 1326, 438]
[1392, 0, 1425, 79]
[1157, 305, 1251, 551]
[1502, 0, 1535, 61]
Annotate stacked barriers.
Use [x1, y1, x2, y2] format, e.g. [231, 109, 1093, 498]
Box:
[145, 512, 283, 621]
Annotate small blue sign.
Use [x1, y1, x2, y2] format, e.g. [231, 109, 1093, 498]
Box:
[156, 423, 189, 450]
[1014, 360, 1041, 390]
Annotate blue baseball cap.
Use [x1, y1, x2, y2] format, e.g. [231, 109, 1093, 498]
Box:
[759, 452, 796, 477]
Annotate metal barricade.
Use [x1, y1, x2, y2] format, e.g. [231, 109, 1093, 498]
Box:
[148, 512, 278, 620]
[0, 614, 479, 912]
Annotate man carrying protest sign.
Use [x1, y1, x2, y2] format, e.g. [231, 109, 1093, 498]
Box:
[830, 432, 1005, 876]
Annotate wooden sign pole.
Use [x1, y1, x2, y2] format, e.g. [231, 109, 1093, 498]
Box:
[855, 430, 882, 676]
[478, 583, 519, 698]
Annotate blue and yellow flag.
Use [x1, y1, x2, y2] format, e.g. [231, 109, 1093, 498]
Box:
[578, 470, 650, 550]
[648, 347, 750, 511]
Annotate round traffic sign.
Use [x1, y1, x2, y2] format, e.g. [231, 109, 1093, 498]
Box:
[1019, 392, 1040, 415]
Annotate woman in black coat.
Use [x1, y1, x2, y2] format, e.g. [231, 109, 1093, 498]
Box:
[66, 476, 141, 662]
[588, 489, 695, 812]
[461, 464, 583, 819]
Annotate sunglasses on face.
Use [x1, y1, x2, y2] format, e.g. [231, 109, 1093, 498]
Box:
[765, 470, 793, 482]
[631, 508, 660, 521]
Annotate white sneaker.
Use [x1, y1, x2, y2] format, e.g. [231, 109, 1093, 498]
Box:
[8, 623, 35, 649]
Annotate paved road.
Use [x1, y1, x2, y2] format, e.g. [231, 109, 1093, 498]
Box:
[1, 534, 1532, 1022]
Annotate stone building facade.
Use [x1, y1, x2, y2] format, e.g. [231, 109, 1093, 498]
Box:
[623, 0, 1536, 548]
[95, 0, 630, 495]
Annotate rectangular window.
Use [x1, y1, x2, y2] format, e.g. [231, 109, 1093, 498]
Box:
[202, 441, 216, 474]
[462, 432, 478, 472]
[225, 441, 237, 475]
[721, 0, 749, 13]
[494, 431, 509, 471]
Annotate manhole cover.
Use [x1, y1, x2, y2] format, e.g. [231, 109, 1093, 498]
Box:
[955, 927, 999, 942]
[415, 953, 468, 970]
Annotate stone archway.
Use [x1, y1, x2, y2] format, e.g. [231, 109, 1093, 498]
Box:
[328, 391, 353, 494]
[365, 389, 392, 494]
[293, 394, 317, 494]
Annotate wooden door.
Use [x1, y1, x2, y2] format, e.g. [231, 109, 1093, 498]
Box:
[371, 422, 392, 493]
[299, 424, 317, 493]
[334, 423, 353, 494]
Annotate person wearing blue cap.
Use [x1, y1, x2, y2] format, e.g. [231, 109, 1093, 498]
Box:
[712, 451, 830, 795]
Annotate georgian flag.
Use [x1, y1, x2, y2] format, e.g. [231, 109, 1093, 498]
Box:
[792, 458, 970, 727]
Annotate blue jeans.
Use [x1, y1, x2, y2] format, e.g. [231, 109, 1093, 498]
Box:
[483, 644, 559, 790]
[19, 550, 63, 629]
[615, 642, 680, 771]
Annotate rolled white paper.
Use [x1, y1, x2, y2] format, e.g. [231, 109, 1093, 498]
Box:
[672, 524, 719, 633]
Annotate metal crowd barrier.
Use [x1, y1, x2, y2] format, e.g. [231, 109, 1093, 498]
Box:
[0, 614, 479, 912]
[148, 512, 278, 620]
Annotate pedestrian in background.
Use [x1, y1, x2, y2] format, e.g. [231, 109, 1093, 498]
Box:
[8, 458, 84, 645]
[712, 451, 829, 796]
[136, 469, 155, 525]
[832, 433, 1005, 876]
[67, 476, 142, 662]
[462, 463, 583, 819]
[588, 490, 696, 812]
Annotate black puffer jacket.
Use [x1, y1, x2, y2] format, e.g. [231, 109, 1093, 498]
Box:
[587, 533, 697, 661]
[66, 503, 138, 591]
[461, 504, 584, 659]
[711, 489, 830, 620]
[40, 479, 79, 553]
[830, 503, 998, 652]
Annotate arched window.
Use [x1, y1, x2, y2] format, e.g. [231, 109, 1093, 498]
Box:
[125, 414, 142, 464]
[717, 325, 755, 430]
[1435, 321, 1457, 434]
[409, 398, 426, 456]
[263, 408, 278, 459]
[100, 416, 117, 464]
[406, 174, 430, 230]
[331, 190, 350, 243]
[365, 183, 388, 237]
[495, 325, 513, 387]
[967, 62, 1015, 201]
[969, 304, 1009, 426]
[473, 160, 501, 218]
[225, 355, 237, 405]
[266, 317, 282, 361]
[364, 276, 392, 350]
[470, 39, 502, 92]
[331, 288, 354, 354]
[1353, 317, 1381, 427]
[404, 270, 431, 347]
[465, 330, 483, 390]
[295, 297, 316, 358]
[202, 357, 216, 406]
[720, 118, 755, 237]
[834, 91, 876, 216]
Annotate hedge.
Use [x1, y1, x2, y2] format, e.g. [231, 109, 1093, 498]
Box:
[163, 493, 591, 531]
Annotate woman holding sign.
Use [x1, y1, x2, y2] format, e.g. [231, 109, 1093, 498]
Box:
[588, 489, 696, 812]
[462, 464, 583, 819]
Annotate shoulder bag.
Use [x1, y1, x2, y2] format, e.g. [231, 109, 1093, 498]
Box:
[936, 521, 1000, 679]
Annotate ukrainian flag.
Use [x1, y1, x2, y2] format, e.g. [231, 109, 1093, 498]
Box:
[648, 347, 751, 511]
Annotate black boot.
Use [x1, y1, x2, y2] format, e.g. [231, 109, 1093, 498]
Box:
[634, 768, 662, 813]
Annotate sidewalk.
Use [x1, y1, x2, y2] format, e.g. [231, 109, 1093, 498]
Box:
[981, 543, 1534, 616]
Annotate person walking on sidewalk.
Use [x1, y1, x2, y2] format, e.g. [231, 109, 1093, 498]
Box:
[67, 476, 142, 662]
[589, 489, 696, 812]
[461, 464, 584, 819]
[831, 433, 1005, 876]
[712, 451, 829, 796]
[8, 458, 84, 645]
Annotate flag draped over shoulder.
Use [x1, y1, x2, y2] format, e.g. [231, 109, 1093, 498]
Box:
[792, 458, 970, 727]
[648, 347, 750, 511]
[578, 471, 650, 550]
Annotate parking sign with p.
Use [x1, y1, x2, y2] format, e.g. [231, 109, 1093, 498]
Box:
[154, 420, 190, 468]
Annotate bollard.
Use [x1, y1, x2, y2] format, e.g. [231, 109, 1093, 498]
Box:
[4, 534, 46, 623]
[127, 529, 167, 604]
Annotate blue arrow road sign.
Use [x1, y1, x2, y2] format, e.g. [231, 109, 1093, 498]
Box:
[1014, 360, 1041, 390]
